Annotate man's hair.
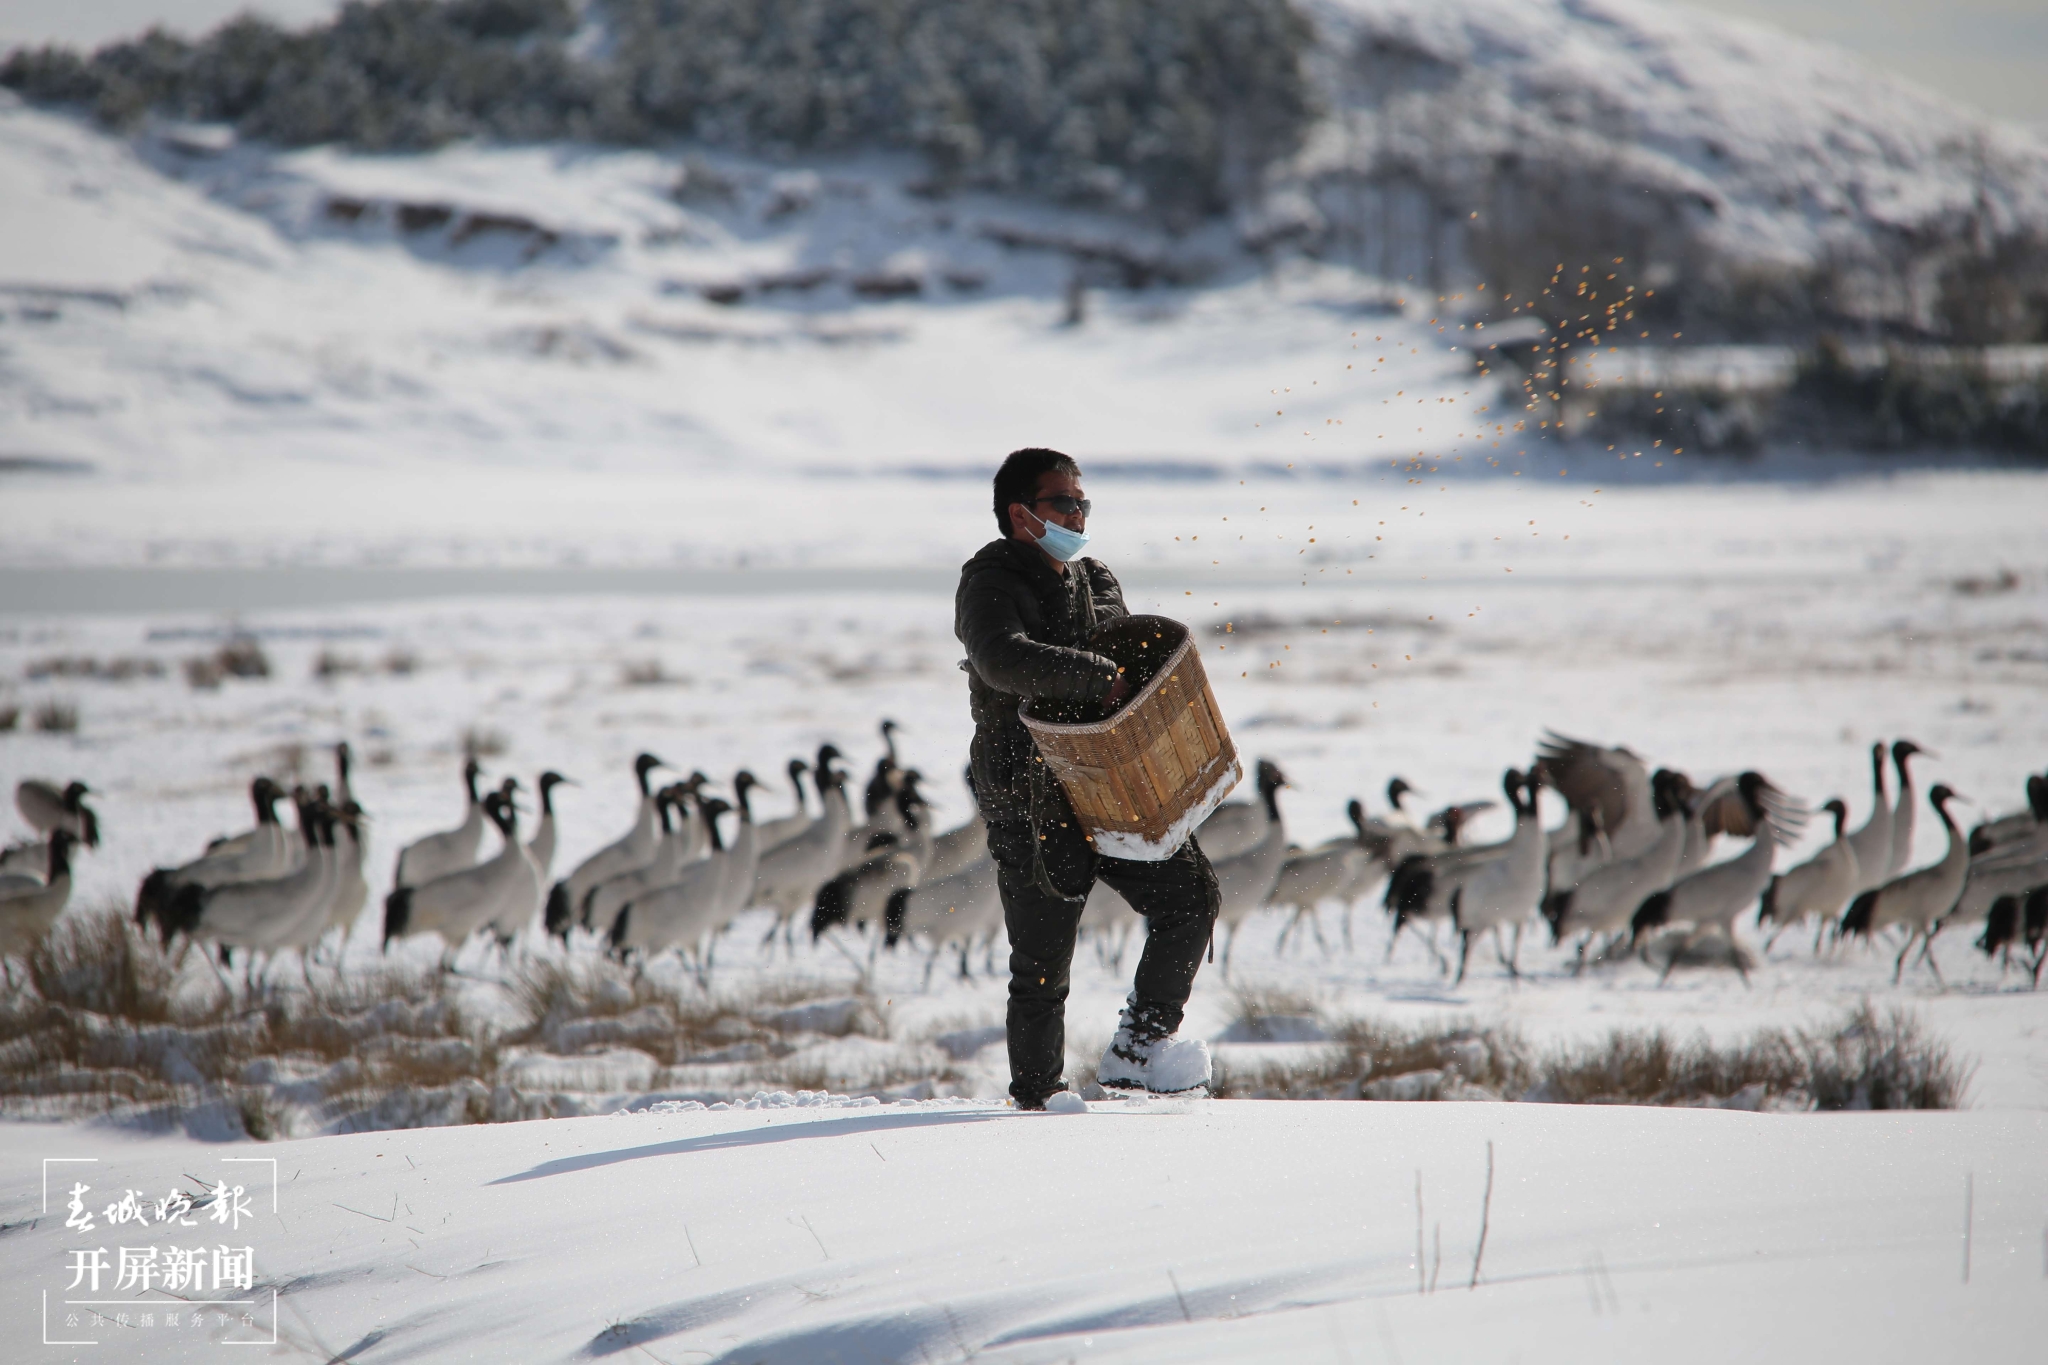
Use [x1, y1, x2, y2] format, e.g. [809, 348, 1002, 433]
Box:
[993, 447, 1081, 535]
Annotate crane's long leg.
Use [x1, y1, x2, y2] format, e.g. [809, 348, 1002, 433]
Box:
[1891, 929, 1919, 986]
[1274, 909, 1296, 957]
[1657, 933, 1686, 985]
[1422, 921, 1449, 974]
[1453, 930, 1473, 986]
[1912, 924, 1946, 987]
[200, 940, 235, 999]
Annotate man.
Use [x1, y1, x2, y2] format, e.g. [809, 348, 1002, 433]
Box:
[955, 447, 1221, 1109]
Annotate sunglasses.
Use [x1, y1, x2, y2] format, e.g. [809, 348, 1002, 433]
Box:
[1029, 494, 1092, 517]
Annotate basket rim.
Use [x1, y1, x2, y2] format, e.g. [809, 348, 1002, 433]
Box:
[1018, 614, 1198, 738]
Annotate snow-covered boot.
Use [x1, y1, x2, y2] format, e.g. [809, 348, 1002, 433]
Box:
[1097, 996, 1211, 1095]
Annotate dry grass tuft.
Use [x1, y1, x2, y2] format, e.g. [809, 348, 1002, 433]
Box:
[1801, 1001, 1974, 1110]
[2, 917, 950, 1136]
[31, 697, 79, 732]
[461, 724, 510, 759]
[1212, 999, 1969, 1111]
[25, 905, 186, 1024]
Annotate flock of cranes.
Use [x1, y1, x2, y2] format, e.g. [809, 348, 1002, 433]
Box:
[4, 726, 2047, 992]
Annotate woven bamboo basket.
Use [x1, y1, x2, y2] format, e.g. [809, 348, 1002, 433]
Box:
[1020, 614, 1240, 861]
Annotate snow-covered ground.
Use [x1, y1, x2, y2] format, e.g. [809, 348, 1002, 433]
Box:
[5, 1100, 2044, 1361]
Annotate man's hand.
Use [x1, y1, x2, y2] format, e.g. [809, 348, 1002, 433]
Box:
[1105, 672, 1132, 708]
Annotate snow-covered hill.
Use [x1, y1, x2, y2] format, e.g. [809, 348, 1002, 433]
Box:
[4, 1099, 2042, 1361]
[1290, 0, 2048, 330]
[1, 0, 2044, 568]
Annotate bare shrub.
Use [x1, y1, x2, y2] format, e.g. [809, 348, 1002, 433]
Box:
[619, 659, 670, 686]
[461, 724, 510, 759]
[1212, 1003, 1525, 1100]
[1530, 1027, 1802, 1105]
[216, 636, 270, 679]
[1799, 1001, 1974, 1111]
[181, 636, 272, 689]
[381, 647, 418, 676]
[24, 906, 183, 1024]
[1211, 1000, 1967, 1110]
[26, 655, 164, 682]
[312, 648, 364, 680]
[31, 698, 79, 732]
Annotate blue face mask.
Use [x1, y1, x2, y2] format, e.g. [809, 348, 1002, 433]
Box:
[1032, 515, 1091, 562]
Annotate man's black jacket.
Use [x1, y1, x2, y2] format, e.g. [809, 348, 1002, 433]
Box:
[954, 536, 1126, 828]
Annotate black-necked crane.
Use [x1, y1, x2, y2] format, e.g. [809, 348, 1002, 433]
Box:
[1630, 772, 1805, 983]
[1537, 732, 1658, 892]
[883, 853, 1001, 988]
[583, 784, 697, 935]
[1883, 740, 1928, 880]
[1544, 769, 1689, 968]
[614, 770, 762, 982]
[753, 758, 814, 855]
[323, 798, 371, 954]
[1208, 760, 1291, 973]
[526, 771, 572, 882]
[863, 719, 903, 821]
[1267, 836, 1366, 956]
[1942, 845, 2048, 956]
[810, 780, 933, 954]
[0, 830, 74, 981]
[1757, 798, 1859, 952]
[1844, 742, 1893, 893]
[195, 776, 291, 864]
[1197, 768, 1278, 863]
[159, 792, 340, 981]
[384, 791, 539, 967]
[1451, 763, 1551, 983]
[1943, 771, 2048, 945]
[1976, 885, 2048, 986]
[1839, 783, 1967, 984]
[754, 748, 852, 948]
[921, 766, 989, 884]
[14, 778, 99, 850]
[544, 752, 668, 937]
[3, 778, 98, 879]
[1384, 772, 1520, 970]
[1970, 773, 2048, 856]
[135, 777, 294, 931]
[608, 796, 729, 959]
[393, 757, 486, 889]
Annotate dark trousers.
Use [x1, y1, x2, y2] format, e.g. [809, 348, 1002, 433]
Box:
[989, 811, 1220, 1104]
